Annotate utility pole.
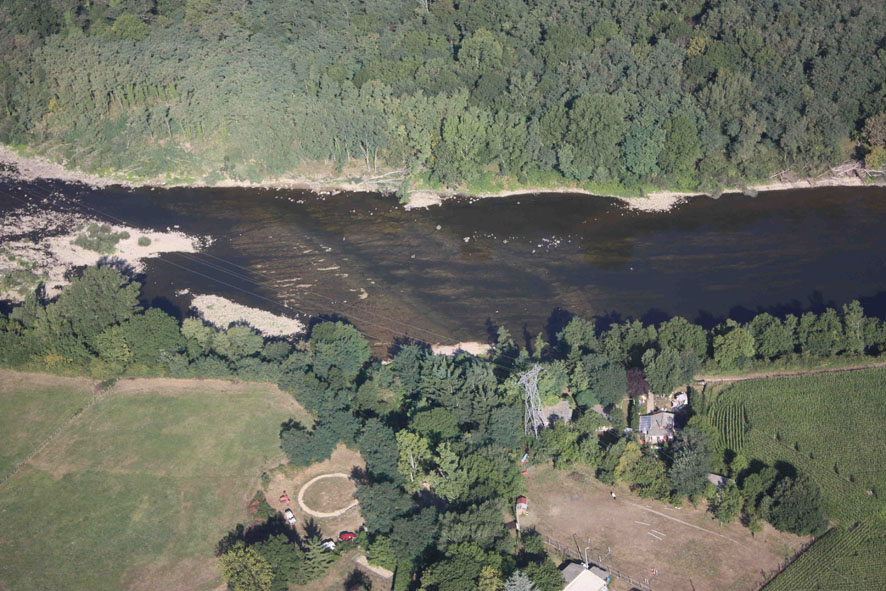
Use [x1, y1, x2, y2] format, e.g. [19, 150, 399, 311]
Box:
[519, 365, 545, 438]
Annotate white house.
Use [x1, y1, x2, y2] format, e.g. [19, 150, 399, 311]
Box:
[561, 563, 609, 591]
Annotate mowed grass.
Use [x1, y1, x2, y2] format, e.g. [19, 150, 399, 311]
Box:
[0, 373, 93, 477]
[0, 375, 306, 591]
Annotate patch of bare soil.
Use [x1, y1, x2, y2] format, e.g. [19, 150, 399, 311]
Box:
[267, 445, 365, 540]
[523, 465, 807, 591]
[300, 474, 359, 515]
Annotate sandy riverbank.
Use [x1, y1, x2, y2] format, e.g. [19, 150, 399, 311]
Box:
[190, 293, 305, 336]
[1, 144, 880, 214]
[0, 207, 206, 300]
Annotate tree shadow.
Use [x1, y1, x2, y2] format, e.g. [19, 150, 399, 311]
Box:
[344, 568, 372, 591]
[215, 514, 298, 555]
[387, 335, 430, 359]
[302, 516, 323, 540]
[544, 307, 574, 346]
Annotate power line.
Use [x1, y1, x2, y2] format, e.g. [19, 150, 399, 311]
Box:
[19, 175, 531, 368]
[0, 180, 526, 373]
[21, 175, 466, 344]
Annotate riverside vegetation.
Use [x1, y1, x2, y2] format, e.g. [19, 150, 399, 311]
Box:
[1, 266, 885, 590]
[1, 0, 886, 192]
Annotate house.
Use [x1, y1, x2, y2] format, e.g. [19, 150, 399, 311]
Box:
[561, 563, 609, 591]
[515, 496, 529, 515]
[638, 411, 676, 445]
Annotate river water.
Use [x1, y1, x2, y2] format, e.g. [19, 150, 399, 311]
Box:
[3, 178, 886, 350]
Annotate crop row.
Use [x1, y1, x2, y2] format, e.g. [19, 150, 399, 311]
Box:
[765, 520, 877, 591]
[710, 397, 746, 452]
[743, 431, 876, 525]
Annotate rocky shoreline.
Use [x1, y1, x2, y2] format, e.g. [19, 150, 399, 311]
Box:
[1, 144, 881, 215]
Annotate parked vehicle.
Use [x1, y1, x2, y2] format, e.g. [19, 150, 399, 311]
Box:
[284, 508, 297, 525]
[321, 539, 336, 551]
[339, 531, 356, 541]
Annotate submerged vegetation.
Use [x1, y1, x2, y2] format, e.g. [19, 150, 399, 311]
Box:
[1, 0, 885, 190]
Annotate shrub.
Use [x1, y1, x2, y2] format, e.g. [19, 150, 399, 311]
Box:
[72, 223, 130, 254]
[137, 236, 151, 246]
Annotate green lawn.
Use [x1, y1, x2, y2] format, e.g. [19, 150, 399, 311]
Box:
[0, 376, 303, 591]
[709, 369, 886, 590]
[0, 376, 94, 477]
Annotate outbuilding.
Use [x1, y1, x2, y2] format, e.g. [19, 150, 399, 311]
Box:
[515, 496, 529, 515]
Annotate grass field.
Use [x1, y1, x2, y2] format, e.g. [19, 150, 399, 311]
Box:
[0, 372, 309, 591]
[707, 369, 886, 590]
[0, 372, 94, 478]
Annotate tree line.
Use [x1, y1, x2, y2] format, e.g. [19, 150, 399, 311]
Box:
[1, 0, 885, 191]
[3, 267, 881, 589]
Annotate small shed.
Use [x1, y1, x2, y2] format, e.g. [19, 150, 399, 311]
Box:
[515, 496, 529, 515]
[672, 392, 688, 408]
[542, 400, 574, 426]
[561, 563, 608, 591]
[707, 473, 728, 488]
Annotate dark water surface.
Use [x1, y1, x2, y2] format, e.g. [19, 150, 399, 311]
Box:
[3, 178, 886, 349]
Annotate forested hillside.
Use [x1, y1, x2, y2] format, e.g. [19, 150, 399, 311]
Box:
[1, 0, 885, 189]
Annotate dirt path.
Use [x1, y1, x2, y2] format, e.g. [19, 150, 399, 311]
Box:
[297, 473, 360, 518]
[696, 360, 886, 384]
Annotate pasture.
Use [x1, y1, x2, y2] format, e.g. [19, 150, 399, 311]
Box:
[0, 373, 308, 591]
[522, 465, 807, 591]
[0, 372, 93, 478]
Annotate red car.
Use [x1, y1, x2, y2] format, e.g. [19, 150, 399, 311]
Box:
[339, 531, 356, 542]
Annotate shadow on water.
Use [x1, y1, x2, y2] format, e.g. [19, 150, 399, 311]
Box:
[4, 179, 886, 347]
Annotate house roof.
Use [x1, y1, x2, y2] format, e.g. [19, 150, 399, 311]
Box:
[639, 411, 675, 437]
[561, 564, 608, 591]
[542, 400, 574, 425]
[707, 473, 728, 487]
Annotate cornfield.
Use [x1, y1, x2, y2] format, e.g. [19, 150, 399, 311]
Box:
[708, 368, 886, 590]
[765, 518, 885, 591]
[710, 397, 747, 452]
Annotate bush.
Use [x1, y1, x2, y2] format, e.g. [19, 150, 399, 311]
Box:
[72, 223, 130, 254]
[137, 236, 151, 246]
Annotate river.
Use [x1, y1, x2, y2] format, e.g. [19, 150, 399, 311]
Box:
[3, 178, 886, 351]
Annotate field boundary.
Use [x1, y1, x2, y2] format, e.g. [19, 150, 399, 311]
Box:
[535, 530, 653, 591]
[696, 360, 886, 384]
[0, 389, 102, 487]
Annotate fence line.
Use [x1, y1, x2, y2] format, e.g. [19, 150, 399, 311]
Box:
[536, 530, 653, 591]
[0, 387, 104, 487]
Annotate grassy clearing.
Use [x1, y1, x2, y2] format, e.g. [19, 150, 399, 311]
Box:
[0, 375, 304, 591]
[709, 369, 886, 590]
[0, 373, 94, 477]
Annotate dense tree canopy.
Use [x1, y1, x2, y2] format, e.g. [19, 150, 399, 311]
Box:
[1, 0, 884, 190]
[0, 266, 860, 588]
